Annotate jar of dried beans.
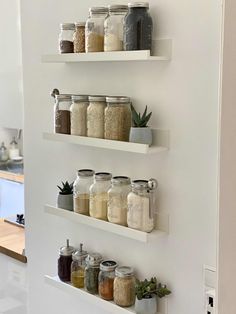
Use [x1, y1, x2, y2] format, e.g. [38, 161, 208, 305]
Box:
[70, 95, 89, 136]
[87, 96, 106, 138]
[58, 239, 75, 282]
[85, 253, 103, 294]
[54, 94, 72, 134]
[114, 266, 135, 307]
[59, 23, 75, 53]
[73, 22, 86, 53]
[105, 97, 131, 142]
[71, 243, 88, 289]
[99, 260, 118, 300]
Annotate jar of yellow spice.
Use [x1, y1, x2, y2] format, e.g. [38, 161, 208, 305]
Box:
[71, 243, 88, 289]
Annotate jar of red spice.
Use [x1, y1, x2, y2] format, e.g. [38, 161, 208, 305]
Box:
[98, 260, 118, 300]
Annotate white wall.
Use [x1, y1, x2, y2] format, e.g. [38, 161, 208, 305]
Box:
[20, 0, 222, 313]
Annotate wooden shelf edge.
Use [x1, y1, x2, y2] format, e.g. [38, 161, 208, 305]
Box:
[0, 245, 27, 264]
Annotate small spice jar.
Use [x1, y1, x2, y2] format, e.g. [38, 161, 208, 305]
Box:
[114, 266, 135, 307]
[58, 239, 75, 282]
[59, 23, 75, 53]
[105, 96, 132, 142]
[73, 22, 86, 53]
[107, 176, 131, 226]
[73, 169, 95, 215]
[85, 253, 103, 294]
[70, 95, 89, 136]
[127, 179, 158, 232]
[71, 243, 88, 289]
[87, 96, 106, 138]
[54, 94, 72, 134]
[99, 260, 118, 301]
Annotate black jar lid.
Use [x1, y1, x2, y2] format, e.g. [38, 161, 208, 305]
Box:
[100, 260, 118, 272]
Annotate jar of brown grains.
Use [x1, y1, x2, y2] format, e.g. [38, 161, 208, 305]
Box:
[114, 266, 135, 307]
[54, 94, 72, 134]
[73, 22, 86, 53]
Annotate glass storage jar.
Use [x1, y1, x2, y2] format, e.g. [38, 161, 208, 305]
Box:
[58, 239, 75, 282]
[73, 22, 86, 53]
[71, 243, 88, 288]
[73, 169, 95, 215]
[105, 96, 131, 141]
[127, 179, 158, 232]
[70, 95, 89, 136]
[124, 2, 153, 51]
[85, 7, 108, 52]
[89, 172, 112, 220]
[114, 266, 135, 307]
[104, 5, 128, 52]
[85, 253, 103, 294]
[107, 176, 131, 226]
[87, 96, 106, 138]
[99, 260, 118, 301]
[54, 94, 72, 135]
[59, 23, 75, 53]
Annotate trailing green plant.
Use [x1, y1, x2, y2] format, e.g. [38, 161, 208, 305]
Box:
[57, 181, 73, 195]
[135, 277, 171, 300]
[131, 105, 152, 127]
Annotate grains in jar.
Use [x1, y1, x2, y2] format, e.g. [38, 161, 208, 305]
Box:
[87, 96, 106, 138]
[99, 260, 117, 301]
[73, 22, 86, 53]
[59, 23, 75, 53]
[70, 95, 88, 136]
[54, 94, 72, 135]
[114, 266, 135, 307]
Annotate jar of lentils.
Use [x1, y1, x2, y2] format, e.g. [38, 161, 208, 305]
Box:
[54, 94, 72, 134]
[85, 252, 103, 294]
[70, 95, 88, 136]
[114, 266, 135, 307]
[73, 22, 86, 53]
[59, 23, 75, 53]
[87, 96, 106, 138]
[99, 260, 118, 300]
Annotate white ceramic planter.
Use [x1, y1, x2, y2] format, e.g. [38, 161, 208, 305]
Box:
[57, 194, 73, 211]
[135, 296, 157, 314]
[129, 127, 153, 146]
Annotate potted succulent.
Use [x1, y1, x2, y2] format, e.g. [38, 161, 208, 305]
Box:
[129, 105, 153, 145]
[135, 277, 171, 314]
[57, 181, 74, 211]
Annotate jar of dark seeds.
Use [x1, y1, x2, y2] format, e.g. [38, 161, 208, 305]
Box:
[59, 23, 75, 53]
[85, 253, 103, 294]
[54, 94, 72, 134]
[73, 22, 86, 53]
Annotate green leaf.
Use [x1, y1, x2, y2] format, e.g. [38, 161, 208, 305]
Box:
[141, 106, 148, 120]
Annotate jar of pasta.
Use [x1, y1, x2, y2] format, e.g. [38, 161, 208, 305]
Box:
[71, 243, 88, 289]
[70, 95, 89, 136]
[87, 96, 106, 138]
[85, 253, 103, 294]
[89, 172, 112, 220]
[114, 266, 135, 307]
[99, 260, 118, 300]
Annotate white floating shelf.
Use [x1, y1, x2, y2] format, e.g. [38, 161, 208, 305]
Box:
[45, 205, 168, 243]
[43, 129, 169, 154]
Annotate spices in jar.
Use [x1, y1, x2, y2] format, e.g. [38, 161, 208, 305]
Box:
[59, 23, 75, 53]
[54, 94, 72, 134]
[114, 266, 135, 307]
[73, 22, 86, 53]
[58, 239, 75, 282]
[105, 97, 131, 142]
[71, 243, 88, 288]
[87, 96, 106, 138]
[70, 95, 89, 136]
[99, 260, 118, 301]
[85, 253, 103, 294]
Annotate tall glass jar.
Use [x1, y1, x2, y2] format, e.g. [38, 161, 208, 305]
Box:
[58, 239, 75, 282]
[114, 266, 135, 307]
[89, 172, 112, 221]
[85, 7, 108, 52]
[105, 96, 131, 141]
[85, 253, 103, 294]
[54, 94, 72, 134]
[70, 95, 89, 136]
[73, 169, 95, 215]
[87, 96, 106, 138]
[107, 176, 131, 226]
[124, 2, 153, 51]
[59, 23, 75, 53]
[71, 243, 88, 288]
[99, 260, 118, 301]
[127, 179, 158, 232]
[73, 22, 86, 53]
[104, 5, 128, 52]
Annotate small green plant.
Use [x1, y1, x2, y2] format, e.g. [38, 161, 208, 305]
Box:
[57, 181, 73, 195]
[131, 105, 152, 127]
[135, 277, 171, 300]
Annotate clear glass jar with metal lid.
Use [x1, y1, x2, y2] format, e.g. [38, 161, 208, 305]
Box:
[85, 7, 108, 52]
[124, 2, 153, 51]
[54, 94, 72, 134]
[58, 239, 75, 282]
[99, 260, 118, 300]
[127, 179, 158, 232]
[107, 176, 131, 226]
[87, 96, 106, 138]
[73, 169, 95, 215]
[85, 252, 103, 294]
[70, 95, 89, 136]
[71, 243, 88, 288]
[59, 23, 75, 53]
[73, 22, 86, 53]
[104, 5, 128, 52]
[105, 96, 132, 142]
[114, 266, 135, 307]
[89, 172, 112, 220]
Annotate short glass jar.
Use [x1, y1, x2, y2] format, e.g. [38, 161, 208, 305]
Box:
[87, 96, 106, 138]
[123, 2, 153, 51]
[114, 266, 135, 307]
[85, 252, 103, 294]
[89, 172, 112, 220]
[54, 94, 72, 134]
[73, 22, 86, 53]
[70, 95, 89, 136]
[71, 243, 88, 288]
[104, 5, 128, 52]
[107, 176, 131, 226]
[58, 239, 74, 282]
[105, 96, 131, 142]
[85, 7, 108, 52]
[59, 23, 75, 53]
[99, 260, 118, 301]
[73, 169, 95, 215]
